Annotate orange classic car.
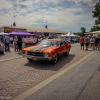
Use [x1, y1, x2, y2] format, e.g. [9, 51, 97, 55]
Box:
[22, 39, 71, 64]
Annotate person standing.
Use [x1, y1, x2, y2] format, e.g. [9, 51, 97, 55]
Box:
[17, 36, 22, 53]
[80, 36, 85, 50]
[90, 36, 95, 50]
[5, 34, 10, 51]
[10, 36, 13, 47]
[94, 36, 100, 50]
[67, 37, 71, 44]
[13, 37, 18, 52]
[85, 36, 90, 50]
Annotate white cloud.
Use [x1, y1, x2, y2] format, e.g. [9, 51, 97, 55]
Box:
[0, 0, 98, 32]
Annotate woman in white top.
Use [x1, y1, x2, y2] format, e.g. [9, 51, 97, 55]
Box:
[90, 37, 95, 50]
[10, 36, 13, 46]
[67, 37, 71, 44]
[13, 37, 18, 52]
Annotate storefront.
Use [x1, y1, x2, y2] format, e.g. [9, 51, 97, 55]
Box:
[0, 27, 26, 33]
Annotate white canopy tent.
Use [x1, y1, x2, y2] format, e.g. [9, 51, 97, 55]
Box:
[0, 32, 9, 35]
[61, 31, 76, 37]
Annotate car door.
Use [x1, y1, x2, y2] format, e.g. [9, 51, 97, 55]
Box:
[59, 41, 66, 56]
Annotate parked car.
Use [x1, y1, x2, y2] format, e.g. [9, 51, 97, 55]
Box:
[22, 39, 71, 64]
[22, 38, 36, 49]
[71, 38, 79, 43]
[0, 43, 5, 54]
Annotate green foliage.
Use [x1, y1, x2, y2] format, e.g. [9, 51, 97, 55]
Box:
[92, 0, 100, 25]
[63, 33, 66, 35]
[89, 25, 100, 32]
[77, 27, 86, 36]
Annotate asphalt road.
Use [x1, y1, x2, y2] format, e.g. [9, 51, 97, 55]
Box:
[24, 51, 100, 100]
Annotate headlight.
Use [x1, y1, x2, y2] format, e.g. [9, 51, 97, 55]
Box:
[44, 53, 48, 57]
[25, 51, 27, 55]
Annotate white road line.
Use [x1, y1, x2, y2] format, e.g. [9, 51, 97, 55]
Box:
[12, 51, 95, 100]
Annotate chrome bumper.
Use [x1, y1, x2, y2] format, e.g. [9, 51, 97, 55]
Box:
[22, 54, 52, 61]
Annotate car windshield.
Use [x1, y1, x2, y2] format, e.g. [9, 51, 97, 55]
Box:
[39, 40, 59, 47]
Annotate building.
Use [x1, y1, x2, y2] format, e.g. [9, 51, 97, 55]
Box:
[84, 31, 100, 37]
[0, 25, 66, 38]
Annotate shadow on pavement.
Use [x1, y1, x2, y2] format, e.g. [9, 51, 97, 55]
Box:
[24, 54, 75, 71]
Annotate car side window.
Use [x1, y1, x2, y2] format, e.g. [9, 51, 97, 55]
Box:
[60, 41, 66, 46]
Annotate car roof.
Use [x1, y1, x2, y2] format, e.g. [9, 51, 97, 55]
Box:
[44, 39, 64, 41]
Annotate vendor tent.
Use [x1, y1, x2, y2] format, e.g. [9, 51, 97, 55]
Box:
[5, 30, 36, 36]
[61, 31, 75, 37]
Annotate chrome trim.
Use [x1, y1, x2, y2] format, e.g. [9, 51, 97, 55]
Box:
[22, 54, 52, 61]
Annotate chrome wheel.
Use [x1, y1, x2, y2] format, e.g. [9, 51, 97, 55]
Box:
[53, 54, 58, 64]
[65, 50, 69, 56]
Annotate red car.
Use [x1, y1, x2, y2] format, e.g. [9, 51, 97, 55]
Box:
[22, 39, 71, 64]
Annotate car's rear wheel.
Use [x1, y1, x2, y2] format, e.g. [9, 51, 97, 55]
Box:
[1, 51, 4, 54]
[52, 54, 58, 64]
[65, 50, 69, 56]
[27, 58, 33, 61]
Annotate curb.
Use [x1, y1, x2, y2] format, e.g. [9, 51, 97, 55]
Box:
[0, 56, 24, 63]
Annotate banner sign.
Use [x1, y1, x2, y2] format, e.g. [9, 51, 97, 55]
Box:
[4, 27, 26, 33]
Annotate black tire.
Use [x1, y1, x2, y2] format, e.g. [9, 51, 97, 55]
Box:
[65, 50, 69, 56]
[52, 54, 58, 64]
[27, 58, 33, 61]
[1, 51, 4, 54]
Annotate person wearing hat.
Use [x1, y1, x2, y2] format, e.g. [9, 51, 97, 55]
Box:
[5, 34, 10, 51]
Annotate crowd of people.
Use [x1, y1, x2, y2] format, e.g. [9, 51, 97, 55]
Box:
[1, 34, 100, 55]
[80, 35, 100, 50]
[1, 35, 45, 53]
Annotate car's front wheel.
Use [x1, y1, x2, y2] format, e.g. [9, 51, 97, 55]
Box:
[52, 54, 58, 64]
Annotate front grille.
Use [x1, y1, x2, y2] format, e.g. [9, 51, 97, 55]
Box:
[28, 51, 44, 57]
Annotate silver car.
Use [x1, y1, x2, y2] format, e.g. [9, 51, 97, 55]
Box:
[0, 43, 5, 54]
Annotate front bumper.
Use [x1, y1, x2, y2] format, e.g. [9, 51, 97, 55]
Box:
[22, 54, 52, 61]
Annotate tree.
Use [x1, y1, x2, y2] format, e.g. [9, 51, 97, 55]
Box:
[92, 0, 100, 25]
[89, 25, 100, 32]
[77, 27, 86, 36]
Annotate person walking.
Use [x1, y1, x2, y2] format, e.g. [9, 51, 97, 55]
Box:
[13, 36, 18, 52]
[90, 36, 95, 50]
[80, 36, 85, 50]
[85, 36, 89, 50]
[5, 34, 10, 51]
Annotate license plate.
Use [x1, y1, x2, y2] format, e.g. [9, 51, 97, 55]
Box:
[32, 57, 37, 60]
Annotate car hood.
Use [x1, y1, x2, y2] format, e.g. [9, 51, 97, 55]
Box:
[23, 45, 59, 53]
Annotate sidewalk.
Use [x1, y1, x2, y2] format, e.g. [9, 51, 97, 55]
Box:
[0, 46, 23, 62]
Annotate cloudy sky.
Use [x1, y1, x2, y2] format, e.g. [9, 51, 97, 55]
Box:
[0, 0, 99, 33]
